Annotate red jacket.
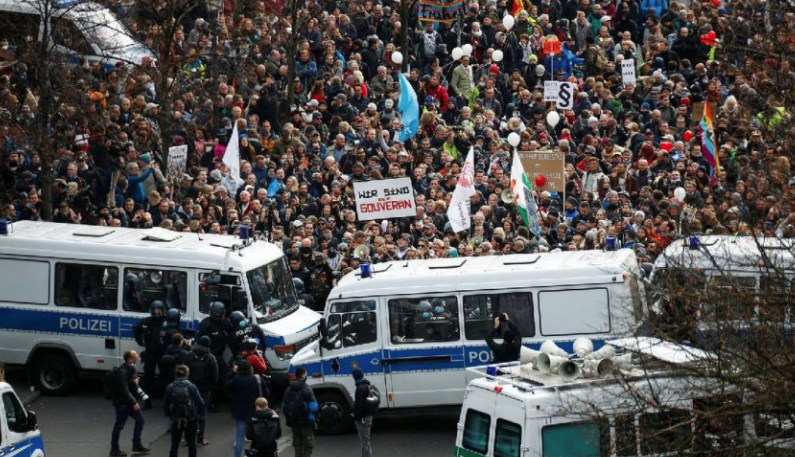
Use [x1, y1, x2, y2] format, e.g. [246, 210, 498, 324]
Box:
[241, 351, 269, 375]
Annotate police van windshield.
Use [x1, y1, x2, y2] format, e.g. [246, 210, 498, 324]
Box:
[246, 257, 299, 323]
[69, 6, 141, 51]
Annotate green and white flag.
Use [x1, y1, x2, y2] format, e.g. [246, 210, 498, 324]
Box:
[510, 151, 540, 238]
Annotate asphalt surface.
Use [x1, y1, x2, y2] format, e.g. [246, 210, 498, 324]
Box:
[7, 370, 458, 457]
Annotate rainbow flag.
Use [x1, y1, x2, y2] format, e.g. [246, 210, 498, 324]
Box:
[699, 102, 720, 176]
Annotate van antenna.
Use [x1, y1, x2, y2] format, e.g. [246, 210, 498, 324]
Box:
[197, 231, 204, 241]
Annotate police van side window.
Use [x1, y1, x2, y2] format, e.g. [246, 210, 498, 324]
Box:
[2, 391, 26, 433]
[123, 268, 187, 313]
[324, 301, 377, 348]
[639, 409, 692, 455]
[462, 409, 490, 454]
[494, 419, 522, 457]
[463, 292, 535, 340]
[538, 288, 610, 336]
[3, 12, 40, 51]
[55, 263, 118, 309]
[388, 296, 459, 344]
[541, 420, 610, 457]
[0, 259, 49, 305]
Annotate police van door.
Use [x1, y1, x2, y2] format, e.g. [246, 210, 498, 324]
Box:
[0, 387, 42, 457]
[383, 294, 465, 407]
[321, 299, 388, 404]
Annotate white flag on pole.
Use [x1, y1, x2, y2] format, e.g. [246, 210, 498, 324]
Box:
[447, 147, 477, 233]
[223, 120, 241, 183]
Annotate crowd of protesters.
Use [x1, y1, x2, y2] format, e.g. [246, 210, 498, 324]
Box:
[0, 0, 794, 289]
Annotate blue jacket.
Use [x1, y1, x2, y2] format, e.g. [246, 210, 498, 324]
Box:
[126, 167, 153, 204]
[282, 379, 318, 425]
[226, 373, 270, 421]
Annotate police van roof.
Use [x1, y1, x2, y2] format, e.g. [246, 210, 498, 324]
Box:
[654, 235, 795, 271]
[0, 221, 283, 271]
[332, 249, 638, 299]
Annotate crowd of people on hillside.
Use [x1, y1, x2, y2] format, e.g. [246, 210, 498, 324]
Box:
[0, 0, 793, 286]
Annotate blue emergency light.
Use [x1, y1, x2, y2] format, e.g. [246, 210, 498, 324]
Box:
[0, 219, 7, 235]
[239, 224, 250, 242]
[360, 263, 372, 279]
[688, 235, 700, 249]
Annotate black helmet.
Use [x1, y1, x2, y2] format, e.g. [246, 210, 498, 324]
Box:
[166, 308, 181, 325]
[210, 301, 226, 320]
[150, 300, 166, 318]
[230, 311, 247, 329]
[293, 277, 305, 293]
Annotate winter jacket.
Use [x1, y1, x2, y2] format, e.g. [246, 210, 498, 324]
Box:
[353, 379, 374, 420]
[226, 373, 271, 421]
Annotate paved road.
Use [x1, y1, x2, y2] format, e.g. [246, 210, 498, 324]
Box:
[8, 371, 457, 457]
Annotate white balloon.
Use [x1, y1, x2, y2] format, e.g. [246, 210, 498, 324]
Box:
[452, 47, 464, 61]
[674, 187, 686, 202]
[391, 51, 403, 65]
[502, 14, 515, 31]
[507, 132, 521, 148]
[492, 50, 504, 62]
[462, 44, 473, 56]
[546, 111, 561, 127]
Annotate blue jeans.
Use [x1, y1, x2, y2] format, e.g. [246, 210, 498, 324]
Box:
[111, 402, 144, 449]
[233, 419, 247, 457]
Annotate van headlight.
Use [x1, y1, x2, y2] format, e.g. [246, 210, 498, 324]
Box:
[274, 344, 296, 360]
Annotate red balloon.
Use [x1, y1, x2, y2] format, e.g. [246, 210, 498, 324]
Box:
[660, 141, 673, 152]
[683, 130, 693, 142]
[489, 64, 500, 74]
[535, 174, 547, 188]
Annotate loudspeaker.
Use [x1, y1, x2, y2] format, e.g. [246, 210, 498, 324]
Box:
[583, 345, 616, 360]
[520, 346, 541, 365]
[540, 340, 569, 358]
[573, 337, 594, 358]
[612, 354, 633, 371]
[557, 359, 581, 381]
[582, 358, 617, 377]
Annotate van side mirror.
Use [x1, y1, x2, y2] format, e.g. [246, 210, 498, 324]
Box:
[318, 319, 327, 338]
[26, 411, 37, 431]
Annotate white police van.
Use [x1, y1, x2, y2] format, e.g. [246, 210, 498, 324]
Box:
[0, 382, 44, 457]
[290, 250, 647, 433]
[651, 235, 795, 295]
[0, 0, 155, 69]
[0, 221, 321, 394]
[455, 337, 792, 457]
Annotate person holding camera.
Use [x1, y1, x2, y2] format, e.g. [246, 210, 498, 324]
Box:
[486, 313, 522, 363]
[109, 349, 150, 457]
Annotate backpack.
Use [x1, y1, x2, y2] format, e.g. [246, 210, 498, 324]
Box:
[103, 366, 123, 400]
[282, 389, 309, 427]
[594, 46, 609, 71]
[169, 383, 196, 422]
[364, 384, 381, 414]
[186, 352, 207, 385]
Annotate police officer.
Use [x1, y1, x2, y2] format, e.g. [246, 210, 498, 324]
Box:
[228, 311, 267, 357]
[133, 300, 167, 396]
[293, 278, 316, 311]
[308, 253, 333, 307]
[163, 308, 183, 345]
[198, 302, 232, 408]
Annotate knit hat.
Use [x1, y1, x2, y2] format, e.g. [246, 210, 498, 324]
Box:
[352, 367, 364, 381]
[198, 336, 211, 347]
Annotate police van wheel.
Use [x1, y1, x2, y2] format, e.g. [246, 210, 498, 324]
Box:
[316, 392, 352, 435]
[33, 355, 76, 396]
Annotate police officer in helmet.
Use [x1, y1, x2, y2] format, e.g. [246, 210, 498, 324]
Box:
[228, 310, 267, 357]
[198, 301, 232, 407]
[293, 278, 317, 311]
[163, 308, 183, 344]
[132, 300, 167, 397]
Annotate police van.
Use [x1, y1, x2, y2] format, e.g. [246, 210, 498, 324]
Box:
[456, 337, 795, 457]
[290, 249, 647, 433]
[651, 235, 795, 296]
[0, 0, 155, 69]
[0, 221, 321, 394]
[0, 382, 44, 457]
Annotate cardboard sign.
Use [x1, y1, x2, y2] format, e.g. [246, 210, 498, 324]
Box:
[543, 81, 576, 110]
[518, 150, 566, 193]
[621, 59, 636, 86]
[353, 177, 417, 221]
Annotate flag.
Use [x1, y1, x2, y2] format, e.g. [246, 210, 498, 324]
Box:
[419, 0, 467, 23]
[510, 0, 525, 16]
[223, 120, 241, 181]
[510, 151, 540, 238]
[447, 147, 476, 232]
[398, 72, 419, 142]
[699, 102, 720, 177]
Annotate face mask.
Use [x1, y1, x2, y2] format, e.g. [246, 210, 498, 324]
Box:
[434, 306, 445, 314]
[239, 320, 247, 329]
